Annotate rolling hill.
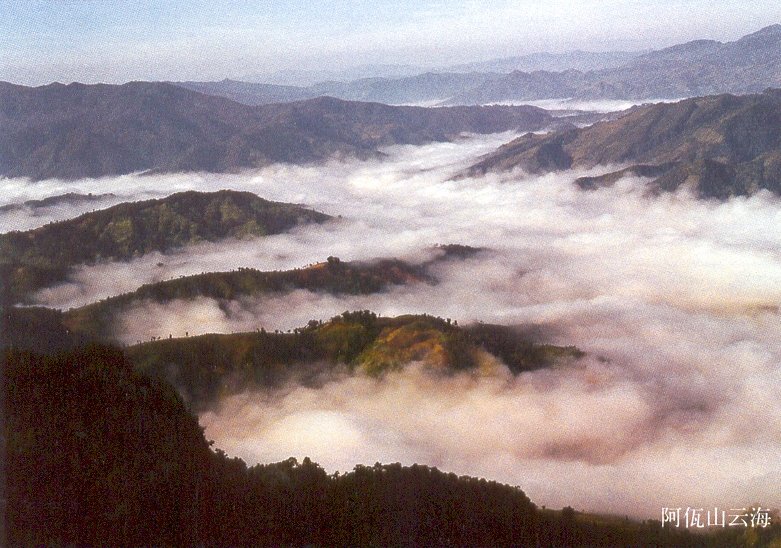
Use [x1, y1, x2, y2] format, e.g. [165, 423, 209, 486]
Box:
[125, 311, 585, 410]
[0, 189, 331, 302]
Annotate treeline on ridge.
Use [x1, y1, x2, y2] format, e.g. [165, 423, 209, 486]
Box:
[0, 189, 330, 302]
[126, 311, 584, 410]
[62, 246, 483, 342]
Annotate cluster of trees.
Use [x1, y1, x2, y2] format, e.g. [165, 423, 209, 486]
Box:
[7, 342, 754, 547]
[0, 190, 330, 302]
[462, 322, 585, 374]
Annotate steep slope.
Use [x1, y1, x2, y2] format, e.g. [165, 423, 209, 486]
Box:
[3, 342, 743, 547]
[465, 90, 781, 198]
[0, 189, 331, 302]
[0, 81, 554, 180]
[4, 344, 215, 546]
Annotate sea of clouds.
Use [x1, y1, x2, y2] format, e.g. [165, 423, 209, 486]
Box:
[2, 131, 780, 518]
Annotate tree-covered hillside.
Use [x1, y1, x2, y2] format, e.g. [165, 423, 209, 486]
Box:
[7, 343, 751, 547]
[126, 311, 584, 410]
[0, 189, 330, 302]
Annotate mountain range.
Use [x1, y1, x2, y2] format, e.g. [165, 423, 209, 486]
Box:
[465, 89, 781, 199]
[174, 25, 781, 106]
[445, 25, 781, 104]
[0, 81, 556, 180]
[243, 50, 644, 87]
[5, 78, 781, 198]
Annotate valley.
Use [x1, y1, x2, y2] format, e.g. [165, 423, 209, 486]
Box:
[3, 19, 781, 548]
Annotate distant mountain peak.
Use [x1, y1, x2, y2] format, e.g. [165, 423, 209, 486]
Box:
[748, 23, 781, 36]
[649, 38, 722, 57]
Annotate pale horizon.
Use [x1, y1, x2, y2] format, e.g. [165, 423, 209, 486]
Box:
[2, 0, 780, 86]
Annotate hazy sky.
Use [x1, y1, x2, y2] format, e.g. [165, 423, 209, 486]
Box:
[1, 0, 780, 85]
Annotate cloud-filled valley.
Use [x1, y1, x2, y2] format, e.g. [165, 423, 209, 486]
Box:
[3, 131, 781, 518]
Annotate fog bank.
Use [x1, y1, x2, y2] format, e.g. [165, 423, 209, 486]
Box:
[7, 132, 781, 518]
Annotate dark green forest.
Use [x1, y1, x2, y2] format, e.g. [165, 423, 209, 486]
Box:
[0, 189, 330, 302]
[8, 343, 772, 547]
[63, 256, 434, 341]
[62, 246, 482, 342]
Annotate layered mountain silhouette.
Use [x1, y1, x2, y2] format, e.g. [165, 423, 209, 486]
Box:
[176, 73, 494, 106]
[241, 51, 642, 88]
[174, 25, 781, 107]
[445, 25, 781, 104]
[465, 89, 781, 199]
[0, 81, 553, 180]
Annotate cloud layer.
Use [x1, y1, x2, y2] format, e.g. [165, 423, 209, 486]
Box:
[5, 132, 781, 518]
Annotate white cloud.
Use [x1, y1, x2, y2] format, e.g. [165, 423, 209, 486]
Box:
[11, 132, 781, 517]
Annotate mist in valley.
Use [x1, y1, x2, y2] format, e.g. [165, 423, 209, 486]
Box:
[3, 132, 781, 518]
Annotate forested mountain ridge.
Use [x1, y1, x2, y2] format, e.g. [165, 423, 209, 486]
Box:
[465, 89, 781, 198]
[0, 80, 554, 180]
[61, 246, 483, 342]
[6, 342, 754, 546]
[125, 311, 585, 410]
[0, 189, 330, 302]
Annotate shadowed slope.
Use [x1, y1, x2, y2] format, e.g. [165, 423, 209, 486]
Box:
[466, 90, 781, 198]
[0, 81, 553, 180]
